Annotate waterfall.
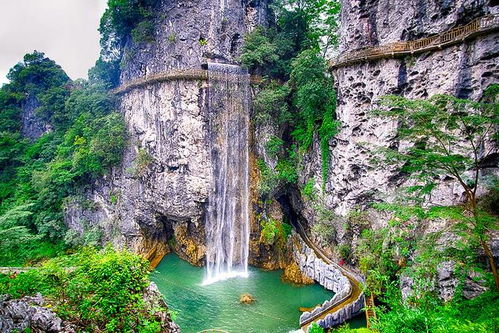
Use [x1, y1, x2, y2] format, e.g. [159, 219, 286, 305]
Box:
[203, 63, 250, 285]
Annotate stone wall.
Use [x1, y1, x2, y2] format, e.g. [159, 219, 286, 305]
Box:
[293, 234, 364, 329]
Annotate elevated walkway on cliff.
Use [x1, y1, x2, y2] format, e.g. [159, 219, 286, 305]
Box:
[330, 14, 499, 69]
[292, 220, 366, 331]
[111, 69, 262, 95]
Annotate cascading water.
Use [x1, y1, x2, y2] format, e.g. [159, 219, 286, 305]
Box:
[203, 63, 251, 285]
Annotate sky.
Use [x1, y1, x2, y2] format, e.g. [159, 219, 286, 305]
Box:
[0, 0, 108, 84]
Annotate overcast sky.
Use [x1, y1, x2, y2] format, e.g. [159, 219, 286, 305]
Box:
[0, 0, 108, 84]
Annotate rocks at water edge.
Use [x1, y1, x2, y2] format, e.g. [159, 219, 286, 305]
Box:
[282, 261, 314, 285]
[143, 282, 181, 332]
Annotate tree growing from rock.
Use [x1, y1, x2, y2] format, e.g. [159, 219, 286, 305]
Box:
[372, 85, 499, 290]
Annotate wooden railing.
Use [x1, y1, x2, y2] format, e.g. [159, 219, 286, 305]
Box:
[365, 293, 377, 328]
[112, 69, 262, 95]
[330, 14, 499, 68]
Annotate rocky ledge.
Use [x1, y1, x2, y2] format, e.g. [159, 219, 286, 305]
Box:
[0, 294, 75, 333]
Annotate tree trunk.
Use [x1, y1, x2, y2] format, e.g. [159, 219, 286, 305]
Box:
[469, 194, 499, 291]
[480, 239, 499, 290]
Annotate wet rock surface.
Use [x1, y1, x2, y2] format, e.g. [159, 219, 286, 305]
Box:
[239, 293, 256, 304]
[282, 261, 314, 285]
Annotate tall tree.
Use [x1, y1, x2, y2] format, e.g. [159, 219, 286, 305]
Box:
[373, 86, 499, 289]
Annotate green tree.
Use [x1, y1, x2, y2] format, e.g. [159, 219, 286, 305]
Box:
[0, 204, 38, 255]
[373, 87, 499, 289]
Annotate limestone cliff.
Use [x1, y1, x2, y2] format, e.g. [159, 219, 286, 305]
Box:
[65, 0, 273, 267]
[298, 0, 499, 248]
[20, 94, 52, 140]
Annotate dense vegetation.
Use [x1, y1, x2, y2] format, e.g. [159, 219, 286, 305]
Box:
[0, 51, 126, 266]
[331, 89, 499, 332]
[241, 0, 341, 196]
[93, 0, 160, 88]
[0, 248, 166, 332]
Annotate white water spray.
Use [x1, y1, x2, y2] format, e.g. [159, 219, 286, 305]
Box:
[203, 63, 250, 285]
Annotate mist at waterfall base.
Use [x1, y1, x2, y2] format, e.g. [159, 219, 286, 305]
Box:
[152, 254, 336, 332]
[204, 63, 251, 285]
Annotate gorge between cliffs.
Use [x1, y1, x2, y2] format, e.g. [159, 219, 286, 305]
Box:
[0, 0, 498, 333]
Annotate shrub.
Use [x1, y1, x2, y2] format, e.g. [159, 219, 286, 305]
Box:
[301, 178, 316, 200]
[130, 148, 154, 177]
[265, 135, 284, 157]
[1, 248, 165, 332]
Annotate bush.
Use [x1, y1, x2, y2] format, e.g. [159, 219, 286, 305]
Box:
[309, 322, 325, 333]
[1, 248, 165, 332]
[311, 220, 336, 243]
[265, 136, 284, 157]
[129, 148, 154, 177]
[259, 216, 292, 248]
[301, 178, 316, 200]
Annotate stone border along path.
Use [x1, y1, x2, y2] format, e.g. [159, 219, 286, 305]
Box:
[330, 14, 499, 69]
[111, 69, 263, 95]
[0, 267, 36, 274]
[291, 219, 365, 332]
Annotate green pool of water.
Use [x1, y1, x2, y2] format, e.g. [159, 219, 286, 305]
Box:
[151, 254, 335, 333]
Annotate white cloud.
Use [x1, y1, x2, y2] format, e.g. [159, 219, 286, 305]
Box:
[0, 0, 108, 84]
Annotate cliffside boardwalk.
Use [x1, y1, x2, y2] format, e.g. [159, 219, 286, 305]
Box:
[293, 220, 365, 331]
[364, 294, 377, 329]
[330, 14, 499, 68]
[111, 69, 262, 95]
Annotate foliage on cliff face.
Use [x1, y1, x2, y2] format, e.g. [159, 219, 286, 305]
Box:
[372, 88, 499, 289]
[0, 248, 165, 332]
[241, 0, 340, 196]
[0, 52, 126, 266]
[339, 88, 499, 333]
[93, 0, 160, 88]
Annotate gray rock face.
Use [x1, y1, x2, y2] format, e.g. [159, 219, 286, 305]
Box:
[65, 0, 271, 264]
[20, 94, 51, 140]
[0, 294, 75, 333]
[299, 0, 499, 228]
[437, 261, 487, 301]
[121, 0, 271, 82]
[327, 0, 498, 216]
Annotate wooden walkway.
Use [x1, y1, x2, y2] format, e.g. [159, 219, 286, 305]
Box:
[330, 14, 499, 68]
[292, 220, 364, 331]
[112, 69, 262, 95]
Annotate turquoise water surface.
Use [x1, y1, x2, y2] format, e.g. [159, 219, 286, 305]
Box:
[151, 254, 335, 333]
